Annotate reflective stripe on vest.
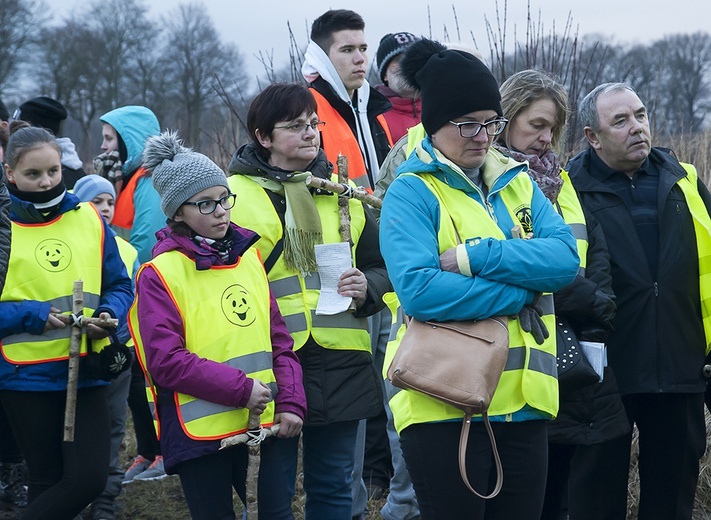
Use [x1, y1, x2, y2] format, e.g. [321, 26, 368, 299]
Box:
[227, 174, 371, 353]
[385, 170, 558, 433]
[556, 171, 588, 276]
[1, 204, 104, 363]
[310, 88, 393, 192]
[129, 247, 276, 441]
[676, 163, 711, 354]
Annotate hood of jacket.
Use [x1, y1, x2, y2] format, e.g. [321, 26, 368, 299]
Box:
[56, 137, 84, 170]
[397, 136, 528, 196]
[151, 223, 260, 271]
[100, 106, 160, 176]
[228, 143, 333, 182]
[375, 84, 421, 112]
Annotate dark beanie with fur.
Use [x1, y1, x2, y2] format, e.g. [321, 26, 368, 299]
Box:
[400, 39, 502, 135]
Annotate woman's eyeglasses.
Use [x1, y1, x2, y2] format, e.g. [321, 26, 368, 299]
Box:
[448, 118, 508, 138]
[273, 121, 326, 134]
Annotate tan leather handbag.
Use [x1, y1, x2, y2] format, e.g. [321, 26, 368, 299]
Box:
[387, 316, 509, 499]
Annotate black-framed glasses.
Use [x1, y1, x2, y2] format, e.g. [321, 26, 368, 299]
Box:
[448, 118, 508, 138]
[273, 121, 326, 134]
[182, 193, 236, 214]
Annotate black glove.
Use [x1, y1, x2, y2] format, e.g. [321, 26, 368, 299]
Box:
[518, 299, 549, 345]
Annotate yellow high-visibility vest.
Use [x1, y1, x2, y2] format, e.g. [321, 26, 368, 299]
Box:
[129, 247, 276, 441]
[2, 204, 104, 363]
[228, 174, 371, 353]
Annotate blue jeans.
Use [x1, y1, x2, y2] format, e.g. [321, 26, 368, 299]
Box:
[381, 379, 420, 520]
[302, 420, 359, 519]
[351, 419, 368, 518]
[371, 308, 420, 520]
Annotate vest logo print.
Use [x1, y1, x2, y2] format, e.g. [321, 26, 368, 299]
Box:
[35, 239, 72, 272]
[515, 206, 534, 236]
[221, 284, 256, 327]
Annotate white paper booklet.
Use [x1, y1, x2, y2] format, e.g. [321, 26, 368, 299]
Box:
[314, 242, 353, 315]
[579, 341, 606, 382]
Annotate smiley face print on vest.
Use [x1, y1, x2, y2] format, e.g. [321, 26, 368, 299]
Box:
[35, 239, 72, 272]
[221, 284, 257, 327]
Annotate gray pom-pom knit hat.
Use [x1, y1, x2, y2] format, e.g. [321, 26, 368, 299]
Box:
[143, 130, 229, 218]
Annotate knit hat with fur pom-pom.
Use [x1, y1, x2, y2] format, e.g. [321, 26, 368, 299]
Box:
[399, 38, 502, 134]
[144, 130, 229, 218]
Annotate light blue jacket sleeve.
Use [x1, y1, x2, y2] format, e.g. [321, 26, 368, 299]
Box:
[380, 175, 534, 322]
[130, 176, 166, 264]
[463, 176, 579, 292]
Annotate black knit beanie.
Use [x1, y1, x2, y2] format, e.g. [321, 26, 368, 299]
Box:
[376, 32, 418, 82]
[18, 96, 68, 136]
[399, 39, 502, 135]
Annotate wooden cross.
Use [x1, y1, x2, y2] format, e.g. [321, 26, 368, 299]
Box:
[62, 280, 117, 442]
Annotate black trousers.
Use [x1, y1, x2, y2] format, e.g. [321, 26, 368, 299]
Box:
[175, 435, 298, 520]
[542, 435, 630, 520]
[0, 386, 110, 520]
[400, 420, 548, 520]
[619, 392, 706, 520]
[127, 353, 161, 459]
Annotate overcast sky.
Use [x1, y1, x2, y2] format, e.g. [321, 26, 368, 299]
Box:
[47, 0, 711, 88]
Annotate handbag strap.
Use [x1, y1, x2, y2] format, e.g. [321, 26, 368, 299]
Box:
[458, 412, 503, 499]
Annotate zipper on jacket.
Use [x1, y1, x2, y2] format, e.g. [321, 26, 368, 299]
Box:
[505, 413, 513, 422]
[654, 281, 658, 297]
[485, 199, 498, 223]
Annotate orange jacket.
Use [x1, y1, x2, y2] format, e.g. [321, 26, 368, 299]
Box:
[112, 166, 149, 230]
[311, 88, 393, 192]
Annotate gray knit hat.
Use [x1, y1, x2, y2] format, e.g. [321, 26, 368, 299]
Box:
[143, 131, 229, 218]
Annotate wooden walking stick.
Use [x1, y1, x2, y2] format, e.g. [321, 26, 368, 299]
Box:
[305, 174, 383, 209]
[244, 410, 263, 520]
[63, 280, 84, 442]
[336, 154, 353, 247]
[219, 408, 281, 520]
[336, 155, 358, 312]
[63, 280, 117, 442]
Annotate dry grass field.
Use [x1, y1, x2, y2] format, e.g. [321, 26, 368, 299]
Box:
[109, 411, 711, 520]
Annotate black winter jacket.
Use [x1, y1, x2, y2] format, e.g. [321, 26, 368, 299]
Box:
[548, 204, 630, 445]
[228, 145, 390, 426]
[0, 175, 9, 294]
[568, 147, 711, 396]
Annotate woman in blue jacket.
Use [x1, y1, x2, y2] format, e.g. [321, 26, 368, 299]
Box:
[0, 125, 132, 520]
[379, 40, 578, 520]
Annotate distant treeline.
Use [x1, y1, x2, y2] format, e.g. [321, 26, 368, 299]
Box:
[3, 0, 711, 167]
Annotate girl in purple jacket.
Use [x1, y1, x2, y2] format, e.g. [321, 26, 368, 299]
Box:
[128, 131, 306, 520]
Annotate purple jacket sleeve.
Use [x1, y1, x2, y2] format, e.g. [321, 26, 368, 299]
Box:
[135, 265, 253, 408]
[268, 290, 307, 420]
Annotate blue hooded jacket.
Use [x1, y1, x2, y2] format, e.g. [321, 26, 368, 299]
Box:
[380, 137, 579, 322]
[100, 106, 163, 263]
